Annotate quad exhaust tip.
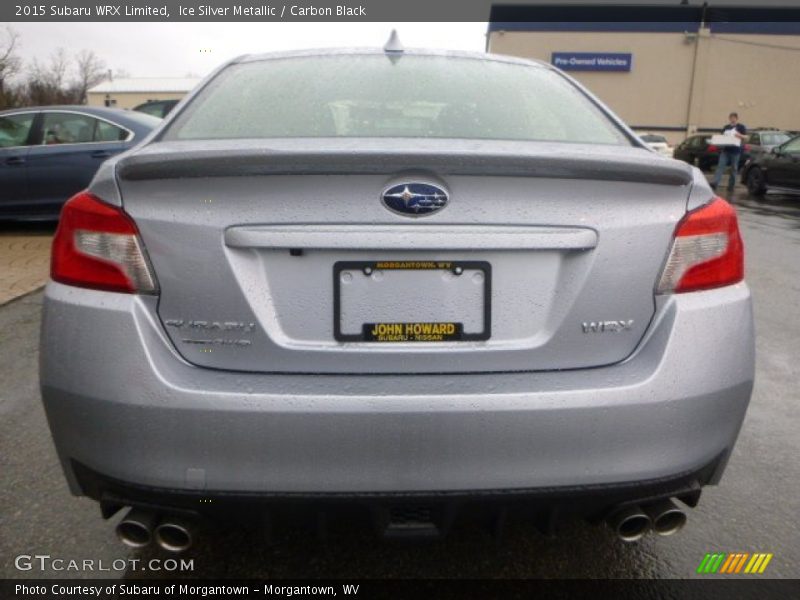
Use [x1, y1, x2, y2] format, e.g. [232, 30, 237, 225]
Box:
[645, 498, 687, 536]
[118, 501, 684, 548]
[116, 508, 158, 548]
[607, 499, 688, 541]
[607, 505, 651, 542]
[154, 517, 194, 553]
[115, 508, 195, 552]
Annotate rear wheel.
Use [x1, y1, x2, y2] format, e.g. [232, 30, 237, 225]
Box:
[746, 167, 767, 197]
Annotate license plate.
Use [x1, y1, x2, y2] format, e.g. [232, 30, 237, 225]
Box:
[333, 260, 491, 342]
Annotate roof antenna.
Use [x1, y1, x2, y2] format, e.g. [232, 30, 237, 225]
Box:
[383, 29, 404, 63]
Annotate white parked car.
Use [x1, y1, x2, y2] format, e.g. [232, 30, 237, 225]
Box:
[638, 133, 674, 158]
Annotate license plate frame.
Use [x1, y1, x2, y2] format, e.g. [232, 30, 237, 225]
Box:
[333, 260, 491, 342]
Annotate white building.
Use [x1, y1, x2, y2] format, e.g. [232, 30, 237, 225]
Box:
[86, 77, 201, 110]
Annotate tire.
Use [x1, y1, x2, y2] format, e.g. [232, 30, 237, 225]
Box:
[746, 167, 767, 197]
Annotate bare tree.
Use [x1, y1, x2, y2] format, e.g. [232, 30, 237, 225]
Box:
[31, 48, 69, 89]
[1, 41, 127, 109]
[73, 49, 107, 103]
[0, 26, 22, 108]
[27, 48, 71, 105]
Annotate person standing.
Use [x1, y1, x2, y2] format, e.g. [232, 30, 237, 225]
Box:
[711, 112, 747, 190]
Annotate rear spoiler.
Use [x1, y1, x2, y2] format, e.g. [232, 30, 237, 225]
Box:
[117, 141, 694, 186]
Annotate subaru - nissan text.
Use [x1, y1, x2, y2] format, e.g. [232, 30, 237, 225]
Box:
[40, 41, 754, 550]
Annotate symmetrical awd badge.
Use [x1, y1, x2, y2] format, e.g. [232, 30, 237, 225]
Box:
[382, 182, 448, 216]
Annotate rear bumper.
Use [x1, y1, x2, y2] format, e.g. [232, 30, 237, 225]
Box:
[72, 457, 719, 537]
[40, 281, 754, 502]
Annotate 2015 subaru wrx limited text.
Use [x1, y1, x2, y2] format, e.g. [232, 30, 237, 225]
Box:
[40, 40, 754, 550]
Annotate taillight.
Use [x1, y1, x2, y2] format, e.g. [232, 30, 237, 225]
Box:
[656, 197, 744, 294]
[744, 144, 752, 152]
[51, 191, 158, 294]
[707, 144, 719, 153]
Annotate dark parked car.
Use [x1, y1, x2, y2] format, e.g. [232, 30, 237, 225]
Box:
[0, 106, 160, 220]
[738, 129, 792, 178]
[132, 100, 179, 119]
[674, 133, 751, 171]
[745, 129, 791, 159]
[741, 134, 800, 196]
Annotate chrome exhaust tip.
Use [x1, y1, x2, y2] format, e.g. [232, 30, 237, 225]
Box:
[644, 499, 687, 536]
[116, 508, 158, 548]
[607, 505, 651, 542]
[154, 517, 194, 553]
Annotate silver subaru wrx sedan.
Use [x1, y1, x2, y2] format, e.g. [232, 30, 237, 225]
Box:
[40, 44, 754, 549]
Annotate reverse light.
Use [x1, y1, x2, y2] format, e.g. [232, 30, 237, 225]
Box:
[51, 191, 158, 294]
[657, 197, 744, 294]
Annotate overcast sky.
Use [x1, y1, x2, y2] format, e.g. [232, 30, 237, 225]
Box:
[9, 23, 488, 80]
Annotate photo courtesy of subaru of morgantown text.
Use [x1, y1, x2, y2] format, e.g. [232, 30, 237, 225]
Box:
[37, 35, 753, 551]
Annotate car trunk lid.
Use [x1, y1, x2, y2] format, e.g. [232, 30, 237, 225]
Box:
[115, 138, 693, 374]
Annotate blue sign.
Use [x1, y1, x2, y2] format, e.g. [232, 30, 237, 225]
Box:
[551, 52, 633, 72]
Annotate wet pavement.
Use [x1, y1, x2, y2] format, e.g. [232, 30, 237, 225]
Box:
[1, 186, 798, 580]
[0, 223, 53, 306]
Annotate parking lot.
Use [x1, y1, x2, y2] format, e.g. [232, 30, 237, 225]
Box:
[1, 184, 798, 580]
[0, 225, 52, 306]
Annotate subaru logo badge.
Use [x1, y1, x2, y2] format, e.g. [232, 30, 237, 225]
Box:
[381, 182, 449, 217]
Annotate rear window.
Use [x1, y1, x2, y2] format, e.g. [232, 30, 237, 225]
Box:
[164, 54, 631, 146]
